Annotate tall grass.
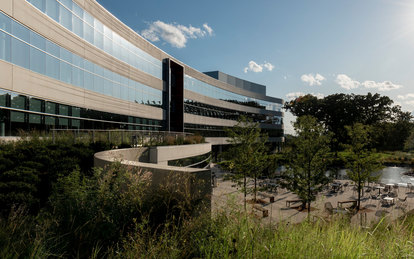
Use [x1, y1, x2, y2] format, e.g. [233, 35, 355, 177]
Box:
[2, 160, 414, 258]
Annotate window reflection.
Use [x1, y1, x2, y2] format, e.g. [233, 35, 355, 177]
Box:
[27, 0, 162, 79]
[0, 89, 163, 136]
[184, 75, 282, 112]
[184, 99, 283, 125]
[0, 11, 163, 109]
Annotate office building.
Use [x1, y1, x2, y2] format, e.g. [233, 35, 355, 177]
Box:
[0, 0, 283, 145]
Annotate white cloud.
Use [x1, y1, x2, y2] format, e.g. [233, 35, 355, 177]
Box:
[244, 60, 274, 73]
[286, 92, 305, 100]
[263, 62, 275, 71]
[203, 23, 213, 36]
[285, 92, 324, 101]
[177, 24, 205, 38]
[398, 93, 414, 100]
[245, 61, 263, 73]
[361, 81, 402, 91]
[141, 21, 213, 48]
[313, 93, 325, 99]
[335, 74, 403, 91]
[335, 74, 360, 90]
[397, 93, 414, 107]
[300, 73, 325, 86]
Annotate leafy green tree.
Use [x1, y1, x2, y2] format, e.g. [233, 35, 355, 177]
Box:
[284, 93, 407, 152]
[374, 107, 413, 151]
[345, 123, 382, 211]
[220, 116, 269, 209]
[404, 129, 414, 151]
[281, 116, 331, 215]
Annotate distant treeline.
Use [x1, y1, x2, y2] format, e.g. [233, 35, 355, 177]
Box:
[285, 93, 413, 152]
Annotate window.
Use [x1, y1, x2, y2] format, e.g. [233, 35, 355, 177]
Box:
[45, 0, 59, 22]
[45, 101, 56, 114]
[59, 0, 72, 10]
[0, 31, 11, 62]
[73, 15, 83, 38]
[10, 94, 26, 110]
[10, 111, 25, 122]
[59, 5, 72, 30]
[60, 48, 72, 84]
[83, 22, 94, 44]
[0, 90, 8, 106]
[72, 55, 83, 88]
[29, 0, 45, 12]
[30, 45, 46, 74]
[11, 38, 30, 69]
[83, 60, 94, 91]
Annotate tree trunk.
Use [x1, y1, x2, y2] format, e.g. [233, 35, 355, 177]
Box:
[254, 176, 257, 202]
[357, 180, 361, 211]
[244, 174, 247, 211]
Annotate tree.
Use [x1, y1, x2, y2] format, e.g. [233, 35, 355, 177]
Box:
[281, 116, 331, 215]
[374, 107, 413, 151]
[220, 116, 269, 209]
[404, 129, 414, 151]
[284, 93, 404, 152]
[345, 123, 382, 211]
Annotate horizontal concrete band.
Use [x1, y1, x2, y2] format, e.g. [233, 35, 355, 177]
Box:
[0, 60, 164, 121]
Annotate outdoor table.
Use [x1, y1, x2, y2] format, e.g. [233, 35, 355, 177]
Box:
[337, 200, 357, 208]
[331, 182, 342, 192]
[374, 186, 385, 195]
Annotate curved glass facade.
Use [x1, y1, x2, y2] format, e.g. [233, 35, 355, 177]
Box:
[0, 12, 162, 107]
[26, 0, 162, 79]
[0, 88, 162, 136]
[184, 99, 282, 125]
[184, 75, 282, 112]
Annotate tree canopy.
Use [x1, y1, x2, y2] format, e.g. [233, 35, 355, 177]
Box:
[220, 116, 269, 208]
[345, 123, 382, 211]
[284, 93, 412, 151]
[281, 116, 332, 215]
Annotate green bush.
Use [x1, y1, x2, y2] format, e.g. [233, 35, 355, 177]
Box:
[0, 138, 111, 215]
[49, 163, 150, 258]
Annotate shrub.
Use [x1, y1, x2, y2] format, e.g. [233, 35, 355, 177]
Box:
[49, 162, 151, 258]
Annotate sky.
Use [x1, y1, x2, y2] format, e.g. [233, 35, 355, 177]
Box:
[97, 0, 414, 134]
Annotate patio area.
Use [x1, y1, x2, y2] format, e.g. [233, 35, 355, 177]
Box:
[211, 164, 414, 225]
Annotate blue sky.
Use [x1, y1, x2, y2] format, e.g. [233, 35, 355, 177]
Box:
[97, 0, 414, 134]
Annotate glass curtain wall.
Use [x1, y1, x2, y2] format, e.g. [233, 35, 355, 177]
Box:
[0, 11, 162, 108]
[26, 0, 162, 79]
[184, 75, 283, 112]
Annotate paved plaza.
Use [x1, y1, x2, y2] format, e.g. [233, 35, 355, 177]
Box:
[211, 164, 414, 225]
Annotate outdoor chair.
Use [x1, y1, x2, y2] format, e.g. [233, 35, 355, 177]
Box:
[393, 184, 399, 193]
[396, 196, 408, 211]
[389, 191, 398, 198]
[407, 183, 413, 192]
[324, 202, 334, 215]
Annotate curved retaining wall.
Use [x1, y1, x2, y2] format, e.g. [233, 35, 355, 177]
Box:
[94, 145, 212, 204]
[148, 143, 212, 165]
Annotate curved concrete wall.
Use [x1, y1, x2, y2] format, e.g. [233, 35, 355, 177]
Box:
[148, 143, 211, 165]
[94, 146, 212, 203]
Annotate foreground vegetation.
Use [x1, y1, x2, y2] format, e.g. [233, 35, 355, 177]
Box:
[3, 193, 414, 258]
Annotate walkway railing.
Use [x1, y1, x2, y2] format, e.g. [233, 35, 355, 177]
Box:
[49, 129, 193, 146]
